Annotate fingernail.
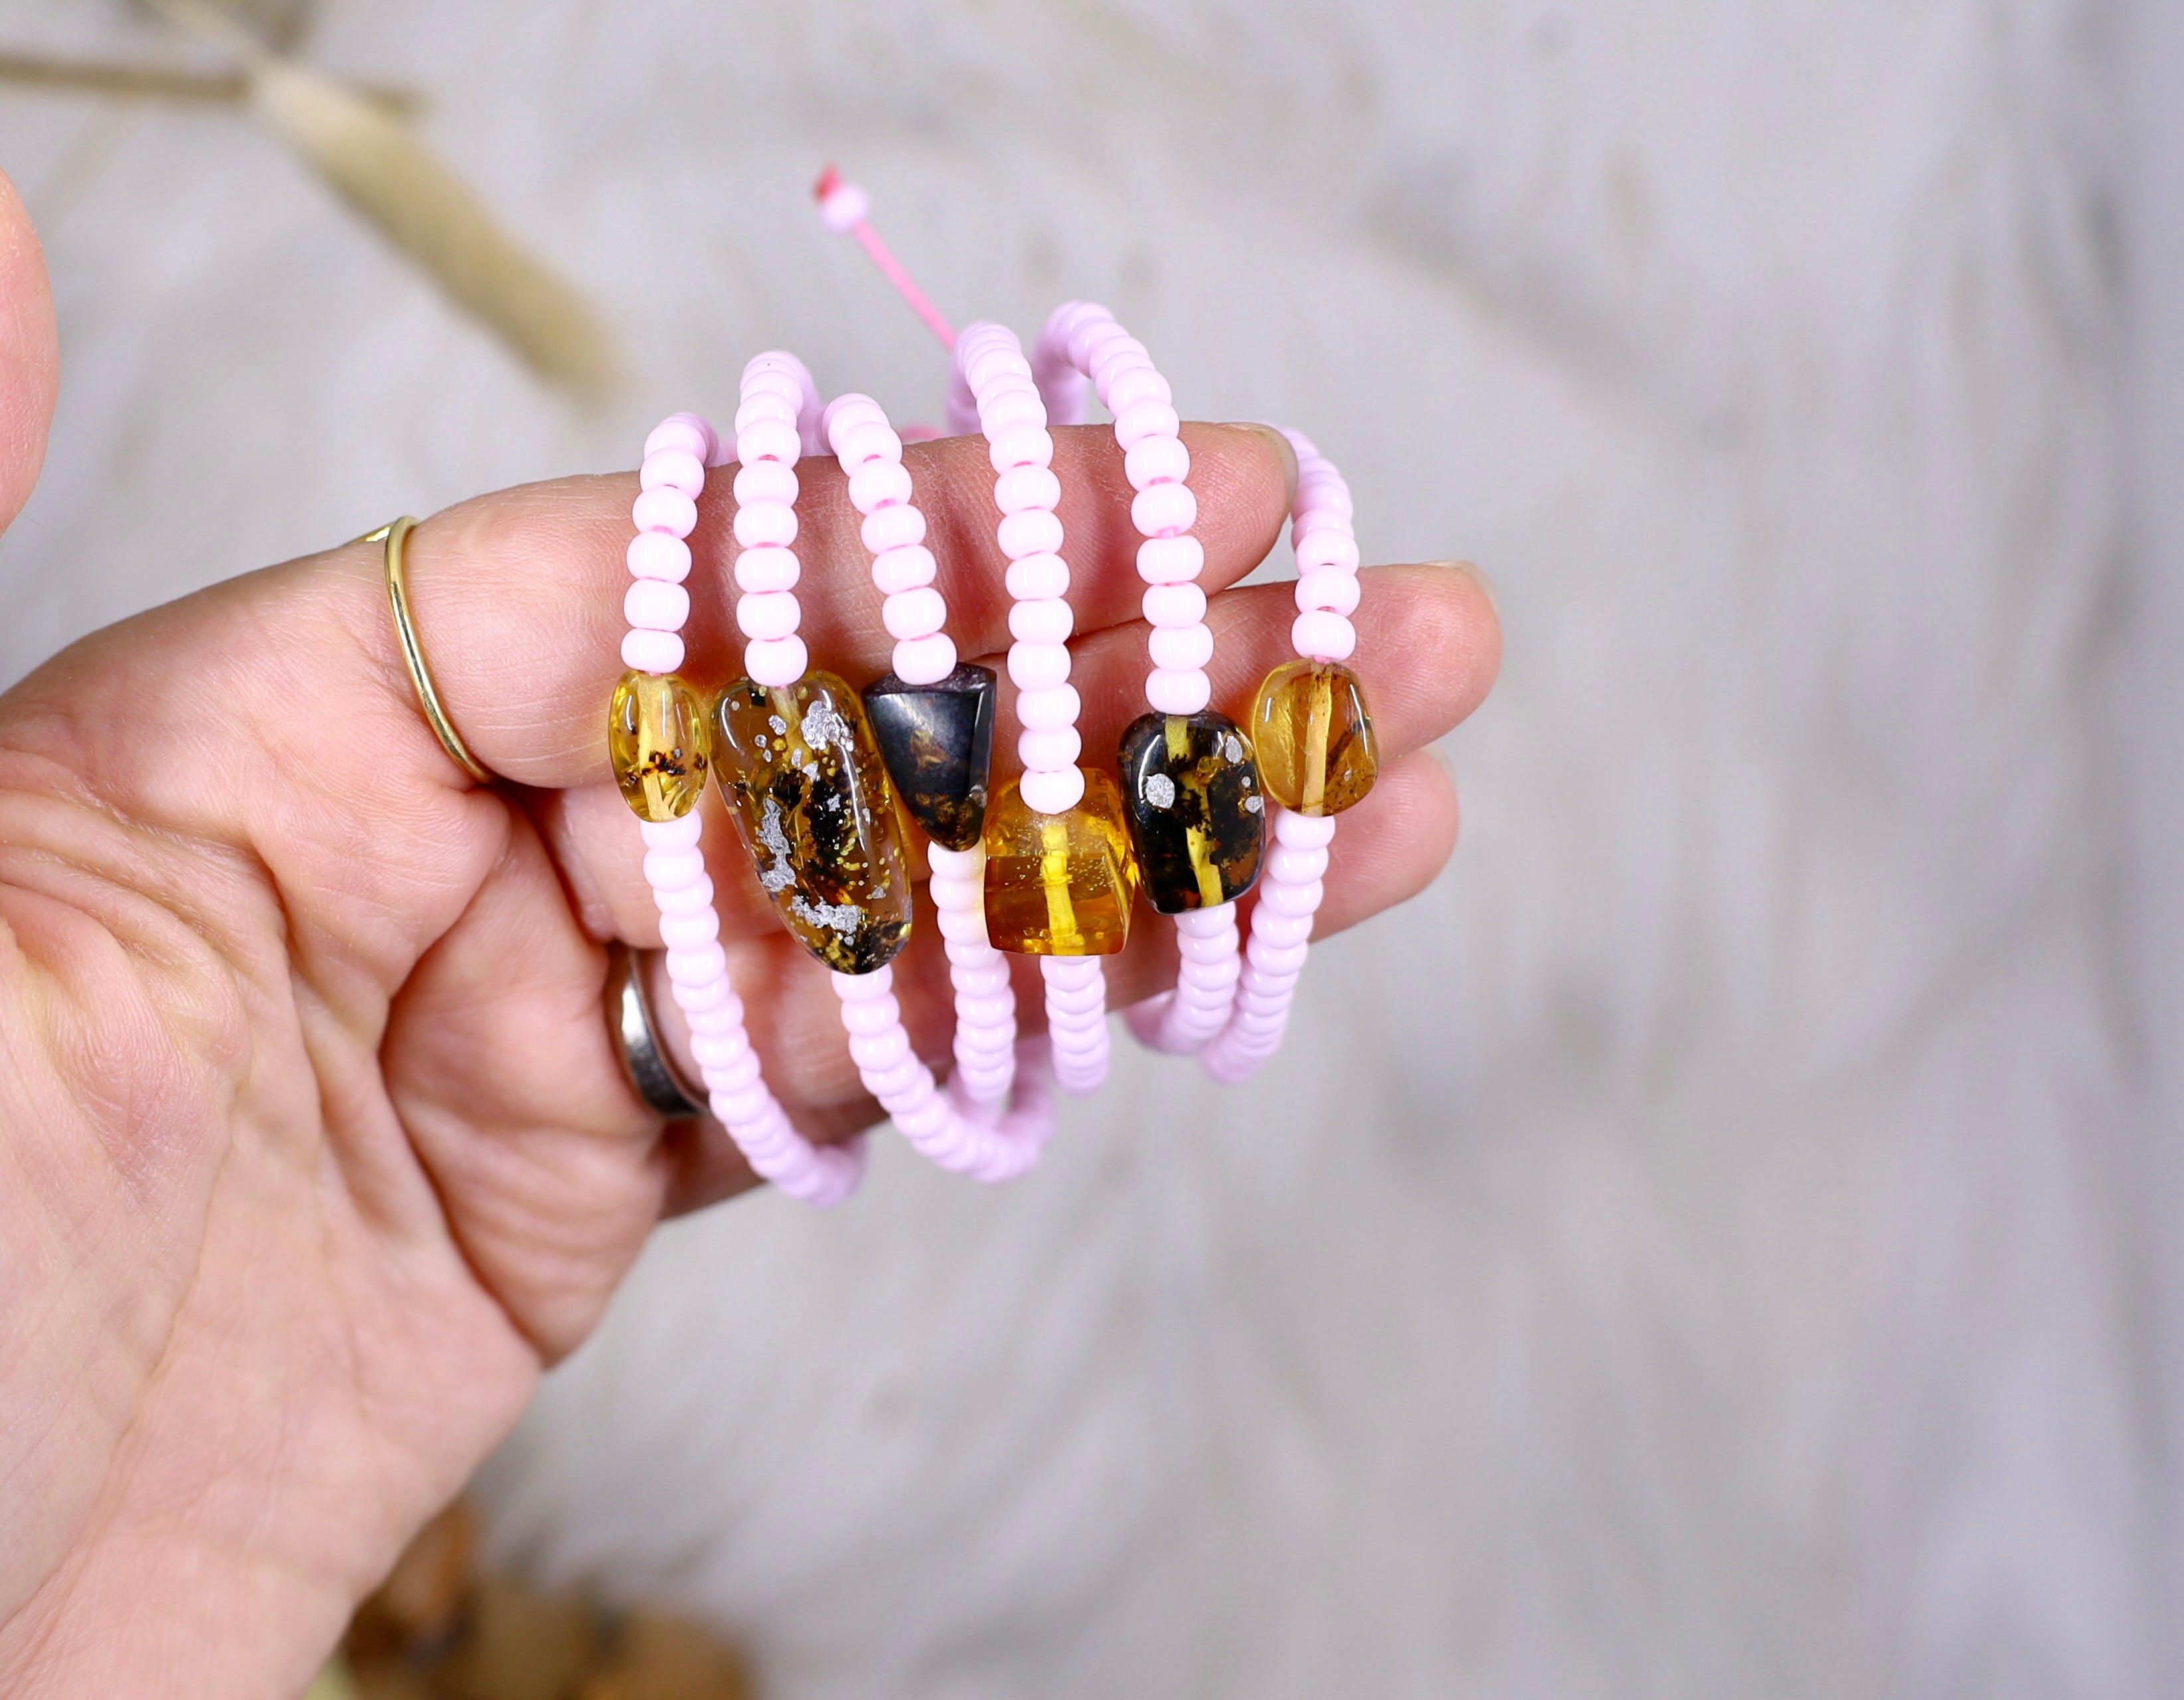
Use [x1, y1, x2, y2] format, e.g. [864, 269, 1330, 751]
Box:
[1422, 558, 1497, 616]
[1218, 421, 1299, 507]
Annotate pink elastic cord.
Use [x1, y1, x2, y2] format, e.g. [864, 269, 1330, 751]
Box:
[952, 319, 1112, 1096]
[624, 406, 863, 1206]
[821, 390, 1056, 1166]
[1200, 428, 1358, 1084]
[1037, 302, 1244, 1059]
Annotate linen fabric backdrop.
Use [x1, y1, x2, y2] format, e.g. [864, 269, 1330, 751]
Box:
[5, 1, 2181, 1695]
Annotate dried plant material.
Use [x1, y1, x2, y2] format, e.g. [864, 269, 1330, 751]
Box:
[143, 0, 617, 402]
[0, 49, 418, 114]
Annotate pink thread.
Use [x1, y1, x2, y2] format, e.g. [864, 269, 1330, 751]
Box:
[814, 167, 959, 352]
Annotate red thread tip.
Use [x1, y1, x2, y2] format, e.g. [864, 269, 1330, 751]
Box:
[813, 165, 843, 203]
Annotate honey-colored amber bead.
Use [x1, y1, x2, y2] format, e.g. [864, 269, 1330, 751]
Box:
[609, 669, 713, 821]
[713, 671, 912, 974]
[1118, 710, 1266, 913]
[1250, 659, 1379, 816]
[981, 770, 1139, 956]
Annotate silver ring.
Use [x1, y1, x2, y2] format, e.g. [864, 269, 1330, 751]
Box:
[606, 944, 705, 1119]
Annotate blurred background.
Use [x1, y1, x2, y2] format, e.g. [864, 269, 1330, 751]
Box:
[5, 0, 2183, 1695]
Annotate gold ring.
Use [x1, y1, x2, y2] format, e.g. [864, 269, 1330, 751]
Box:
[362, 517, 493, 784]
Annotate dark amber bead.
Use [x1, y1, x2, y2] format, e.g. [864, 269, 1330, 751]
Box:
[1252, 659, 1379, 815]
[608, 669, 712, 821]
[1118, 711, 1266, 913]
[982, 770, 1138, 956]
[713, 671, 912, 974]
[861, 663, 997, 852]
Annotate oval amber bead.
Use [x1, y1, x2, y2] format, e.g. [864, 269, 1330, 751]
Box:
[1250, 659, 1379, 816]
[609, 669, 713, 821]
[713, 671, 913, 974]
[1118, 710, 1266, 913]
[982, 770, 1139, 956]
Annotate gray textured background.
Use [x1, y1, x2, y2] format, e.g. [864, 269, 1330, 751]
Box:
[5, 1, 2181, 1694]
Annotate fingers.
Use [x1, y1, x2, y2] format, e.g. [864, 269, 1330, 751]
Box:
[0, 170, 57, 533]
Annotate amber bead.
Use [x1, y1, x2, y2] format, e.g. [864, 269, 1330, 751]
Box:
[861, 663, 997, 852]
[1118, 710, 1266, 913]
[981, 770, 1139, 956]
[1250, 659, 1379, 816]
[609, 669, 713, 821]
[713, 671, 912, 974]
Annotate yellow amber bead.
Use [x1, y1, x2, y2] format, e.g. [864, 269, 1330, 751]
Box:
[713, 671, 913, 974]
[981, 770, 1139, 956]
[1250, 659, 1379, 816]
[609, 669, 713, 821]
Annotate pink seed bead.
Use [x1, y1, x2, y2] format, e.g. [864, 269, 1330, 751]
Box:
[1268, 844, 1330, 883]
[667, 941, 729, 985]
[1292, 610, 1357, 661]
[998, 509, 1064, 560]
[640, 812, 705, 851]
[1017, 726, 1081, 770]
[1132, 482, 1196, 537]
[1106, 365, 1173, 412]
[1017, 683, 1080, 730]
[734, 501, 797, 549]
[1137, 535, 1205, 584]
[643, 845, 705, 889]
[979, 388, 1045, 432]
[839, 422, 900, 467]
[675, 975, 730, 1016]
[633, 487, 697, 539]
[994, 465, 1061, 514]
[627, 531, 692, 583]
[691, 1032, 751, 1070]
[746, 634, 807, 687]
[1007, 555, 1070, 600]
[641, 447, 706, 496]
[937, 905, 989, 942]
[1146, 667, 1211, 715]
[738, 418, 799, 464]
[892, 633, 956, 685]
[849, 460, 913, 512]
[1114, 400, 1183, 452]
[734, 391, 799, 432]
[882, 586, 946, 641]
[1263, 878, 1325, 918]
[1179, 928, 1240, 965]
[622, 628, 685, 673]
[733, 460, 798, 507]
[1298, 480, 1354, 520]
[1297, 531, 1362, 574]
[849, 1027, 912, 1072]
[734, 546, 799, 592]
[645, 414, 713, 462]
[839, 997, 900, 1036]
[862, 505, 926, 554]
[655, 875, 716, 913]
[1009, 598, 1074, 645]
[1296, 568, 1363, 616]
[737, 590, 800, 641]
[1148, 624, 1213, 671]
[659, 907, 720, 949]
[1251, 910, 1315, 949]
[1252, 940, 1312, 976]
[872, 545, 937, 593]
[967, 347, 1032, 386]
[1274, 809, 1339, 849]
[1021, 766, 1086, 814]
[988, 424, 1052, 471]
[1009, 642, 1072, 691]
[1124, 436, 1190, 491]
[625, 579, 689, 632]
[1141, 582, 1207, 627]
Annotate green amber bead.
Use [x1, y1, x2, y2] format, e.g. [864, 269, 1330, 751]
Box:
[1250, 659, 1379, 816]
[713, 671, 913, 974]
[1118, 710, 1267, 913]
[609, 669, 713, 821]
[982, 770, 1139, 956]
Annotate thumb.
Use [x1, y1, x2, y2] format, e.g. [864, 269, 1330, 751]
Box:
[0, 170, 58, 535]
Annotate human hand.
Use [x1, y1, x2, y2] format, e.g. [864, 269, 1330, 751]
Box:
[0, 226, 1499, 1700]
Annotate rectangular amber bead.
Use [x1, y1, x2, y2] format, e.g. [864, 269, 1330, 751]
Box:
[982, 770, 1139, 955]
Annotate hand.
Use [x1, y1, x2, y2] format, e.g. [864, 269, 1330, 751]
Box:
[0, 228, 1499, 1700]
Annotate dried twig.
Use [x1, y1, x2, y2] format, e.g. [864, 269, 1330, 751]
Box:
[0, 48, 418, 115]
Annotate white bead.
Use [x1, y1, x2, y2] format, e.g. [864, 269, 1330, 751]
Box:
[849, 460, 913, 513]
[1132, 482, 1196, 538]
[641, 447, 705, 496]
[1009, 643, 1072, 691]
[736, 590, 800, 641]
[624, 579, 689, 633]
[1114, 400, 1181, 451]
[622, 628, 684, 673]
[734, 545, 799, 592]
[1124, 435, 1189, 491]
[1007, 554, 1070, 600]
[998, 509, 1064, 560]
[882, 586, 946, 641]
[818, 181, 869, 230]
[1141, 582, 1206, 628]
[1296, 568, 1362, 616]
[872, 545, 936, 594]
[627, 532, 691, 583]
[745, 634, 806, 687]
[1017, 684, 1080, 730]
[1020, 766, 1085, 813]
[1018, 726, 1081, 770]
[1296, 530, 1361, 575]
[891, 633, 956, 685]
[862, 505, 926, 554]
[1146, 667, 1210, 715]
[988, 424, 1052, 471]
[632, 487, 697, 540]
[1136, 535, 1204, 584]
[1147, 623, 1213, 671]
[1292, 610, 1357, 661]
[1274, 809, 1339, 849]
[995, 465, 1060, 515]
[1009, 598, 1074, 645]
[732, 460, 798, 507]
[733, 501, 797, 549]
